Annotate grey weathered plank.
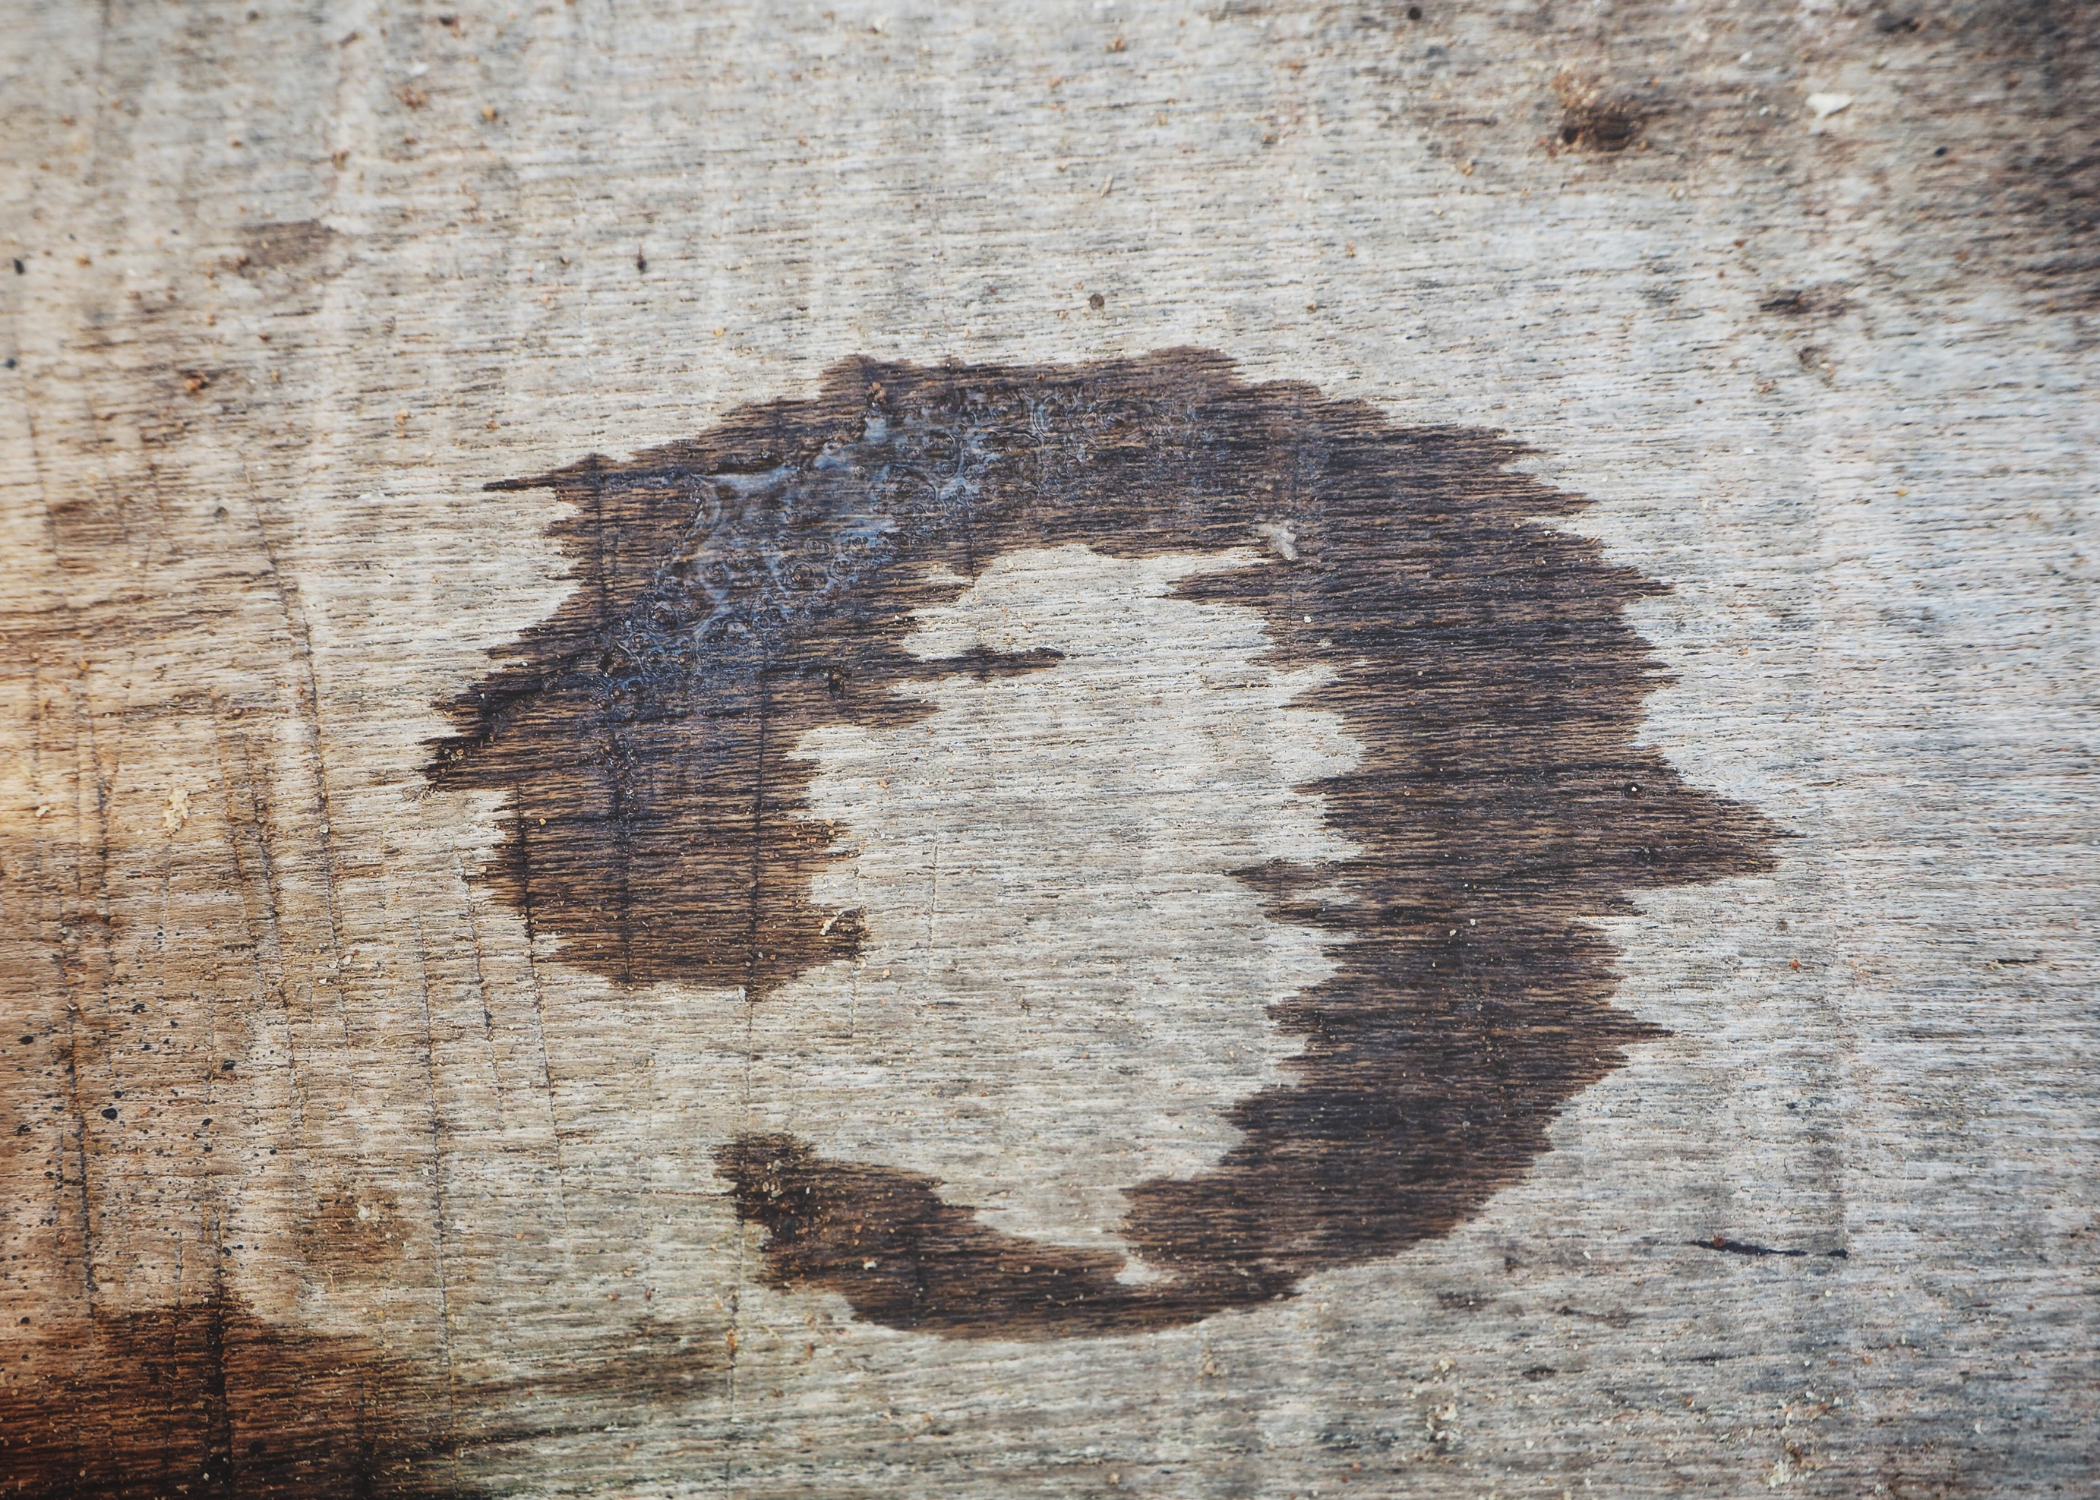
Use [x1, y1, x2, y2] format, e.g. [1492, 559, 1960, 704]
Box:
[0, 2, 2092, 1496]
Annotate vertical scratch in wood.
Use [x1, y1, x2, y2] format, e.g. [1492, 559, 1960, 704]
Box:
[580, 462, 640, 987]
[411, 910, 463, 1485]
[202, 1207, 233, 1490]
[926, 838, 940, 986]
[243, 462, 353, 1038]
[506, 800, 571, 1234]
[66, 664, 109, 1306]
[454, 859, 506, 1112]
[213, 726, 307, 1137]
[846, 857, 863, 1040]
[745, 677, 773, 998]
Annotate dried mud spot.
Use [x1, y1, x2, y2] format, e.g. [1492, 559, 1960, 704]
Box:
[433, 348, 1777, 1338]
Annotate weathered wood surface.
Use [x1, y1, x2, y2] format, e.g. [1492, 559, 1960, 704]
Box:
[2, 2, 2094, 1496]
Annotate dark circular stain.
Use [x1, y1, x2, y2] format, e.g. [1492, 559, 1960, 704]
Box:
[431, 349, 1775, 1338]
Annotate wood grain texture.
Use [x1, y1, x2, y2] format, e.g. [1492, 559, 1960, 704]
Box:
[1, 2, 2093, 1497]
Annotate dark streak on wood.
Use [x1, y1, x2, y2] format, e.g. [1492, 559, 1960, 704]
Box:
[431, 349, 1777, 1339]
[1695, 1236, 1851, 1259]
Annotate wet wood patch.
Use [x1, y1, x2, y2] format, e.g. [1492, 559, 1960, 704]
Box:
[431, 350, 1776, 1338]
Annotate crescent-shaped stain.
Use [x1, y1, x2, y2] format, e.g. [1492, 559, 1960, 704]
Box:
[429, 349, 1778, 1338]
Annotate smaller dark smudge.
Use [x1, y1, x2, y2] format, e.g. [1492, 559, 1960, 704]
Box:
[233, 220, 341, 277]
[1553, 74, 1651, 153]
[1937, 0, 2100, 305]
[1756, 287, 1848, 321]
[1695, 1236, 1850, 1259]
[1555, 1303, 1637, 1327]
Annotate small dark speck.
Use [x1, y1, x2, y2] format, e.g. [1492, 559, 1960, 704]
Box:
[636, 253, 647, 272]
[3, 359, 13, 370]
[221, 1059, 237, 1071]
[1407, 4, 1423, 16]
[1088, 292, 1104, 309]
[1934, 146, 1948, 157]
[17, 1037, 30, 1045]
[100, 1108, 118, 1120]
[12, 259, 23, 274]
[1521, 1365, 1557, 1380]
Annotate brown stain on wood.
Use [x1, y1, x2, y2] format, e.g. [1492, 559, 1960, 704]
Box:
[0, 1296, 730, 1497]
[1949, 0, 2100, 305]
[432, 349, 1777, 1338]
[0, 1298, 451, 1498]
[1553, 73, 1653, 153]
[232, 221, 341, 278]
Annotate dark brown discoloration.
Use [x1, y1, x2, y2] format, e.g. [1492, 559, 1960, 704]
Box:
[294, 1185, 413, 1276]
[1935, 0, 2100, 306]
[1349, 0, 2097, 307]
[0, 1299, 450, 1498]
[1553, 74, 1652, 153]
[1759, 287, 1849, 321]
[0, 1297, 730, 1497]
[234, 221, 342, 277]
[718, 1136, 1155, 1336]
[434, 349, 1776, 1337]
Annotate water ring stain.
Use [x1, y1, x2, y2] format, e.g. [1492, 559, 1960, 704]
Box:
[430, 349, 1777, 1338]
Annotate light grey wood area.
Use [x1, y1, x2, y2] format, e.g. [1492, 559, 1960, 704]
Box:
[1, 2, 2092, 1496]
